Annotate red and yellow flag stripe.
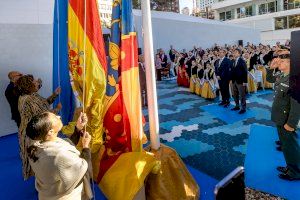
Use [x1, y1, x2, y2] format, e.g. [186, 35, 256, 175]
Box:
[68, 0, 107, 153]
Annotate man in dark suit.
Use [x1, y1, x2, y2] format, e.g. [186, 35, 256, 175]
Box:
[169, 47, 176, 77]
[159, 49, 168, 68]
[231, 49, 248, 114]
[267, 49, 300, 181]
[5, 71, 23, 127]
[216, 49, 232, 107]
[250, 49, 259, 69]
[169, 46, 176, 63]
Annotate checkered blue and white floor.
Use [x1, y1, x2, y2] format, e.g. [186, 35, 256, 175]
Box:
[143, 79, 274, 180]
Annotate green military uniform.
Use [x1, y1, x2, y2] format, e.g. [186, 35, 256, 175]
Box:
[267, 68, 300, 179]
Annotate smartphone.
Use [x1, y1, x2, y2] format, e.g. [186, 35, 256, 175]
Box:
[214, 166, 245, 200]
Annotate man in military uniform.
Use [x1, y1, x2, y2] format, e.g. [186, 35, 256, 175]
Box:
[267, 49, 300, 181]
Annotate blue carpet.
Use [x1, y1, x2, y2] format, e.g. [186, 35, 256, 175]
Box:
[245, 124, 300, 200]
[187, 165, 218, 200]
[0, 134, 37, 200]
[201, 103, 256, 124]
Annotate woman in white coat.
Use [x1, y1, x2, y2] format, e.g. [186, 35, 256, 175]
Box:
[26, 112, 93, 200]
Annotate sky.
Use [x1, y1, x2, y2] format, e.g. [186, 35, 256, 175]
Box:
[179, 0, 194, 13]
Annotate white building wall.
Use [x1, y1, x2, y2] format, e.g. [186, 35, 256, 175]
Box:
[133, 10, 260, 53]
[0, 0, 54, 137]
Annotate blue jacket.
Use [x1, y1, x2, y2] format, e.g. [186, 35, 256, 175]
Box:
[216, 57, 232, 81]
[231, 57, 248, 84]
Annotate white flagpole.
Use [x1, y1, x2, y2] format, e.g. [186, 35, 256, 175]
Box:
[141, 0, 160, 150]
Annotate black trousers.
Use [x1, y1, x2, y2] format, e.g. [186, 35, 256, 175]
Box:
[156, 69, 162, 81]
[140, 86, 147, 107]
[277, 126, 300, 178]
[232, 82, 246, 110]
[219, 79, 230, 103]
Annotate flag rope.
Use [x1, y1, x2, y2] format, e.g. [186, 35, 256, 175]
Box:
[82, 0, 96, 199]
[56, 0, 61, 104]
[82, 0, 87, 123]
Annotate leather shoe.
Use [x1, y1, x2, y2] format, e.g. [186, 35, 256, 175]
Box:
[218, 102, 225, 106]
[231, 107, 240, 111]
[276, 146, 282, 151]
[278, 173, 300, 181]
[238, 110, 246, 114]
[275, 140, 282, 145]
[277, 166, 288, 174]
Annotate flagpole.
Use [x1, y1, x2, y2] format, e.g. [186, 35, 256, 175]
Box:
[141, 0, 160, 150]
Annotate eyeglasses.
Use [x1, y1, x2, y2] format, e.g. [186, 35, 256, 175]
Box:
[278, 54, 290, 59]
[273, 54, 290, 59]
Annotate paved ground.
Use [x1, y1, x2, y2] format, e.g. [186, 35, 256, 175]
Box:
[143, 79, 274, 180]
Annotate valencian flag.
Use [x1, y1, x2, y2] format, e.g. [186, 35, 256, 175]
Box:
[67, 0, 107, 153]
[97, 0, 157, 199]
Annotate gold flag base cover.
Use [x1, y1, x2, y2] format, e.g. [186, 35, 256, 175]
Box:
[145, 144, 200, 200]
[62, 109, 200, 199]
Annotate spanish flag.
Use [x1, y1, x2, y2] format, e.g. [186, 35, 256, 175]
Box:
[68, 0, 107, 153]
[97, 0, 157, 199]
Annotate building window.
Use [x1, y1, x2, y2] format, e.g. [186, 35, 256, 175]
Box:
[219, 10, 233, 21]
[245, 6, 253, 17]
[259, 4, 267, 14]
[220, 12, 225, 21]
[288, 14, 300, 28]
[275, 14, 300, 30]
[226, 11, 232, 20]
[275, 16, 288, 30]
[268, 2, 276, 13]
[237, 5, 252, 18]
[259, 1, 277, 15]
[237, 8, 244, 18]
[285, 0, 300, 10]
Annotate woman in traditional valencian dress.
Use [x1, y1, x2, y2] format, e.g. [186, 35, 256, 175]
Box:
[244, 52, 257, 93]
[195, 64, 204, 96]
[201, 62, 217, 100]
[177, 56, 189, 87]
[189, 60, 198, 93]
[17, 75, 61, 180]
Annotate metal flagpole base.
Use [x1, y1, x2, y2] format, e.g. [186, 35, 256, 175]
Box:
[144, 144, 200, 199]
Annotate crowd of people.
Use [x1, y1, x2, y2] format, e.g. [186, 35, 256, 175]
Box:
[155, 41, 291, 114]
